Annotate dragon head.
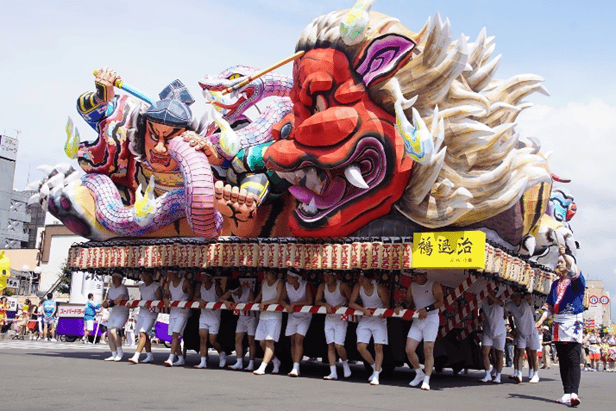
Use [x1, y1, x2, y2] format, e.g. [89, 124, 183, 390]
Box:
[198, 65, 293, 126]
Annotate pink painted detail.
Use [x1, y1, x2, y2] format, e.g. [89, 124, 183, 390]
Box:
[288, 177, 346, 209]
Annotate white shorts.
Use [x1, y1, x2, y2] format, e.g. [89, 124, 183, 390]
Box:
[199, 314, 221, 334]
[84, 320, 94, 332]
[482, 333, 506, 351]
[285, 313, 312, 337]
[516, 330, 541, 350]
[255, 318, 282, 342]
[136, 312, 157, 334]
[408, 314, 440, 343]
[356, 317, 388, 345]
[236, 315, 257, 336]
[324, 316, 348, 345]
[107, 310, 129, 330]
[168, 313, 189, 335]
[42, 316, 56, 325]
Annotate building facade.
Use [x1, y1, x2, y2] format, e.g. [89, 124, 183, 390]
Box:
[586, 280, 612, 327]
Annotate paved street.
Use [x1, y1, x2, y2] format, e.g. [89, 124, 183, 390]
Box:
[1, 339, 614, 411]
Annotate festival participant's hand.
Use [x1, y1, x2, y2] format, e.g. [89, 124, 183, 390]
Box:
[394, 306, 402, 315]
[363, 308, 373, 317]
[94, 67, 120, 103]
[418, 308, 427, 319]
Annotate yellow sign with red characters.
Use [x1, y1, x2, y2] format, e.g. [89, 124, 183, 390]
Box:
[412, 231, 485, 269]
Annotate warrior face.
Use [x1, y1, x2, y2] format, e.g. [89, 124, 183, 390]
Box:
[264, 48, 412, 237]
[144, 121, 184, 172]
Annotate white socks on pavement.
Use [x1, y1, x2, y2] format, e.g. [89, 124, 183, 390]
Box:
[369, 369, 381, 385]
[142, 353, 154, 363]
[272, 357, 281, 374]
[421, 376, 430, 391]
[219, 352, 227, 368]
[164, 354, 175, 366]
[229, 358, 243, 370]
[129, 352, 140, 364]
[244, 360, 254, 371]
[556, 394, 571, 405]
[324, 365, 338, 380]
[115, 348, 124, 362]
[288, 362, 300, 377]
[493, 373, 501, 384]
[105, 351, 117, 361]
[530, 370, 540, 384]
[342, 360, 351, 378]
[253, 361, 268, 375]
[173, 355, 185, 366]
[195, 356, 207, 369]
[410, 368, 425, 387]
[480, 370, 492, 383]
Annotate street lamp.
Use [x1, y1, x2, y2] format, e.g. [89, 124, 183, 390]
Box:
[33, 267, 42, 295]
[21, 265, 30, 295]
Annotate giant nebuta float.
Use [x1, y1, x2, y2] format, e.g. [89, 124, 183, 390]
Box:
[30, 0, 581, 371]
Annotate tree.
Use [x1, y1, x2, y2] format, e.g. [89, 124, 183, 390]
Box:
[57, 261, 72, 294]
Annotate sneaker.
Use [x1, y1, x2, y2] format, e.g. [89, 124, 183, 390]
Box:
[555, 394, 571, 405]
[410, 370, 425, 387]
[272, 358, 281, 374]
[530, 373, 540, 384]
[569, 393, 580, 407]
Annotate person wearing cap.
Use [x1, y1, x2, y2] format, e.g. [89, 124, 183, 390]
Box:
[315, 271, 352, 380]
[349, 270, 390, 386]
[505, 292, 541, 383]
[396, 270, 444, 391]
[102, 272, 129, 361]
[164, 270, 193, 367]
[129, 271, 163, 364]
[253, 270, 283, 375]
[280, 268, 313, 377]
[193, 271, 226, 369]
[219, 277, 258, 371]
[478, 288, 506, 383]
[535, 245, 585, 406]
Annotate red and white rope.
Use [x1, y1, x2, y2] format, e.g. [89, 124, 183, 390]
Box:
[441, 274, 477, 312]
[110, 300, 418, 319]
[439, 282, 496, 339]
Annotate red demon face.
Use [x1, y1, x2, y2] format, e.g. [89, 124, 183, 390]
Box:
[264, 48, 413, 237]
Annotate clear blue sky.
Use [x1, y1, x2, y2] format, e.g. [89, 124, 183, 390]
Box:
[2, 0, 615, 317]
